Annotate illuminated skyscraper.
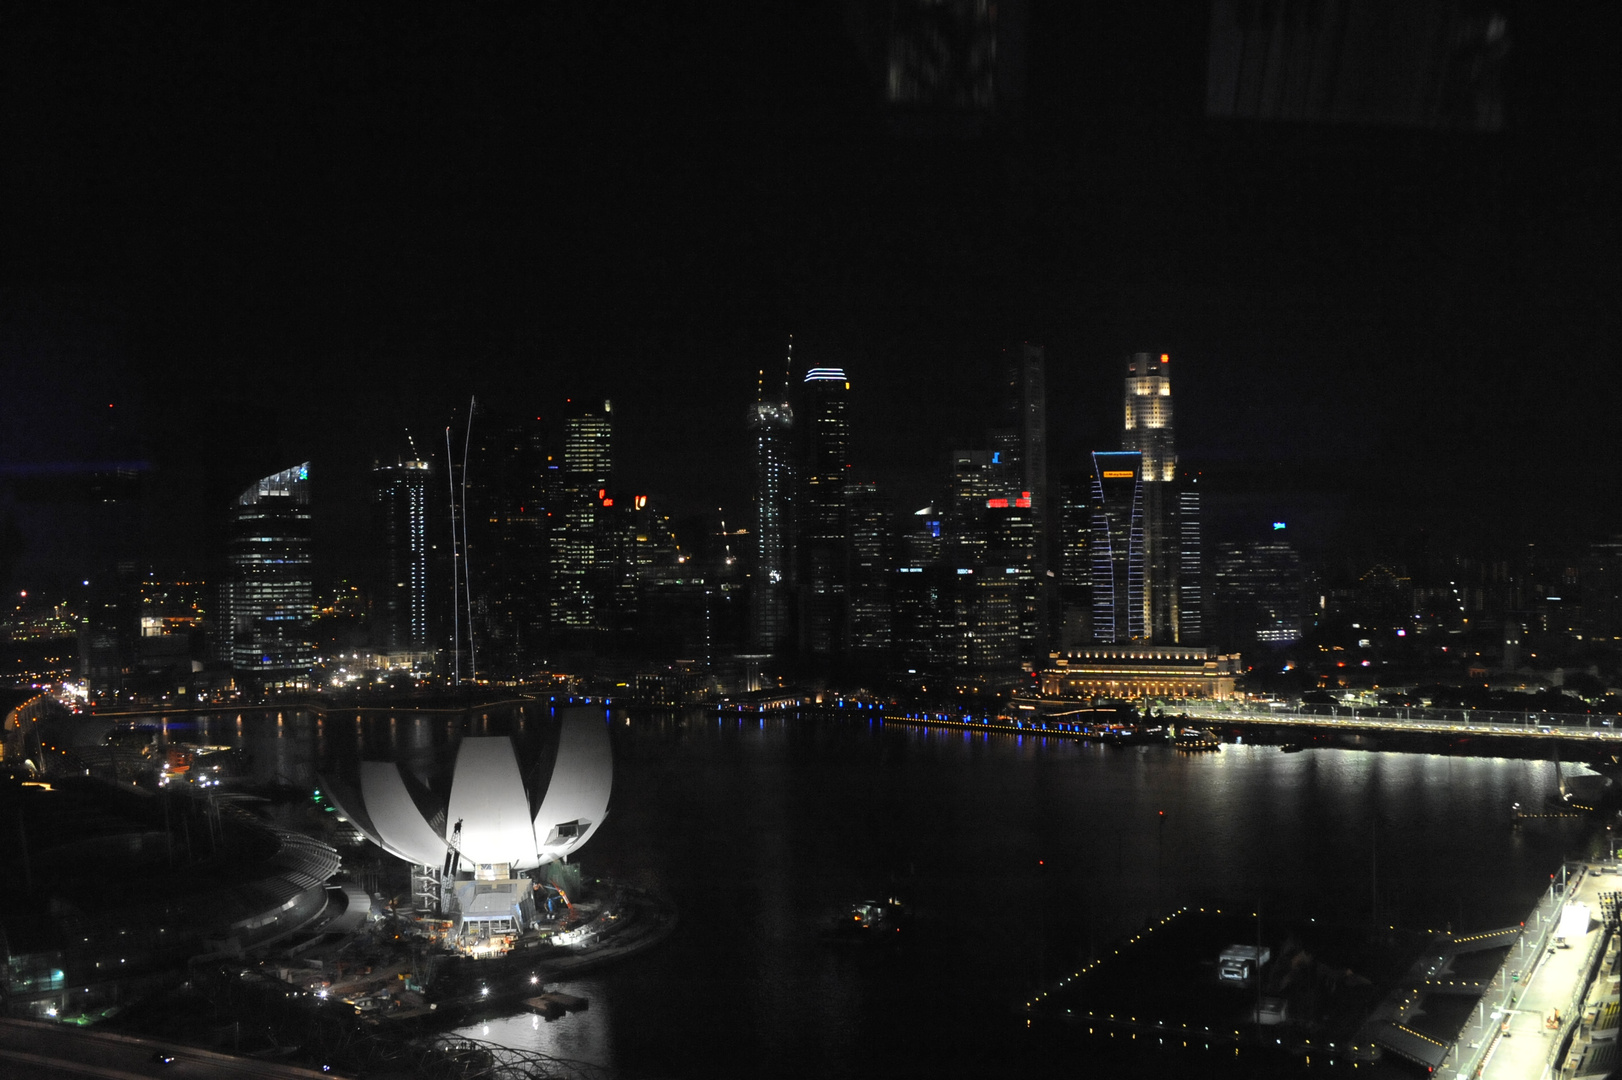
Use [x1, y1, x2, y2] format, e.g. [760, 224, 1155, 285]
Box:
[1121, 351, 1200, 642]
[372, 457, 431, 655]
[799, 367, 850, 660]
[1089, 451, 1145, 643]
[552, 400, 613, 633]
[749, 376, 795, 653]
[845, 480, 892, 658]
[225, 463, 313, 689]
[1123, 352, 1176, 483]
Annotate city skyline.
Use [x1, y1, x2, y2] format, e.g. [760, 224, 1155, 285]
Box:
[3, 5, 1615, 597]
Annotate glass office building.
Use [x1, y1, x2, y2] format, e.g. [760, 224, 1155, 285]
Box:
[1089, 451, 1145, 643]
[226, 463, 314, 688]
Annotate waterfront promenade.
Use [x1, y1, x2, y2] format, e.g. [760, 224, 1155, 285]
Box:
[1434, 863, 1616, 1079]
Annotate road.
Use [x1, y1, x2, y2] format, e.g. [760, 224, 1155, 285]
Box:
[1179, 703, 1622, 745]
[0, 1019, 341, 1080]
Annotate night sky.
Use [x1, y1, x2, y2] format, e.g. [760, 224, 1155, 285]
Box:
[1, 3, 1616, 589]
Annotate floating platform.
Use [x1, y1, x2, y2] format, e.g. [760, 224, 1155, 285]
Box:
[523, 992, 589, 1018]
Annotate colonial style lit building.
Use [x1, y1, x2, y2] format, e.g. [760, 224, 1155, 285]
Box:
[1038, 646, 1241, 701]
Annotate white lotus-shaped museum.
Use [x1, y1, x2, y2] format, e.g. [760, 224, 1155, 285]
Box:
[327, 708, 612, 872]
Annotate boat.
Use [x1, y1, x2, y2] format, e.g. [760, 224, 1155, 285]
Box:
[824, 898, 909, 943]
[1174, 728, 1223, 752]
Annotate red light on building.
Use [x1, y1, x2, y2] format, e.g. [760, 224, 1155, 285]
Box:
[602, 498, 613, 507]
[634, 495, 647, 509]
[986, 497, 1009, 508]
[1160, 354, 1169, 363]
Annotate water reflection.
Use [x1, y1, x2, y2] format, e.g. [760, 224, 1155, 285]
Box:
[456, 712, 1590, 1078]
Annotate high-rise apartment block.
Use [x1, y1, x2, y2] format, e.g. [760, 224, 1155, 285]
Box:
[224, 463, 313, 689]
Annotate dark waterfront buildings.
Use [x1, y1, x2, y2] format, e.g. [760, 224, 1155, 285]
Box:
[222, 464, 313, 690]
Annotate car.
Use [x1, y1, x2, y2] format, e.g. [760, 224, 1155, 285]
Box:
[151, 1050, 176, 1064]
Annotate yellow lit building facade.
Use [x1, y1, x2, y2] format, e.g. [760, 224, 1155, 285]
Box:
[1038, 646, 1240, 701]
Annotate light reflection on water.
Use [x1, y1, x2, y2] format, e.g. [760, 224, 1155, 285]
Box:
[450, 713, 1589, 1078]
[119, 706, 1593, 1077]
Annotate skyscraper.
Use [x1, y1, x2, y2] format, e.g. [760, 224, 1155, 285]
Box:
[1121, 351, 1200, 642]
[224, 463, 313, 689]
[463, 409, 549, 672]
[987, 343, 1050, 660]
[799, 367, 850, 661]
[1089, 451, 1145, 643]
[551, 400, 614, 635]
[1122, 352, 1176, 483]
[748, 380, 795, 654]
[372, 456, 431, 656]
[1004, 343, 1049, 553]
[845, 480, 893, 660]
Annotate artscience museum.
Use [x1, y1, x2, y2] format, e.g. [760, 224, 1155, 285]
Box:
[324, 707, 612, 949]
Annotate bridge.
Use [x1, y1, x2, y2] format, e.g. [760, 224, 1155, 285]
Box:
[1168, 700, 1622, 751]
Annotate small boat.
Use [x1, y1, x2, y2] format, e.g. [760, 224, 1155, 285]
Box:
[1174, 728, 1223, 752]
[824, 898, 909, 943]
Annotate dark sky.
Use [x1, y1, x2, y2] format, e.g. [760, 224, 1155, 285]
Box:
[1, 2, 1616, 588]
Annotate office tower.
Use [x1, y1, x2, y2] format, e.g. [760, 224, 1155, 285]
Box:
[1089, 451, 1145, 643]
[845, 480, 892, 659]
[224, 463, 313, 689]
[963, 567, 1021, 677]
[985, 502, 1039, 660]
[1178, 481, 1203, 641]
[463, 410, 549, 671]
[946, 449, 993, 562]
[551, 400, 613, 635]
[1581, 537, 1622, 643]
[1210, 536, 1304, 649]
[1003, 343, 1049, 552]
[799, 367, 850, 661]
[748, 386, 795, 653]
[1056, 475, 1092, 648]
[1121, 351, 1200, 642]
[372, 457, 432, 656]
[985, 343, 1051, 660]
